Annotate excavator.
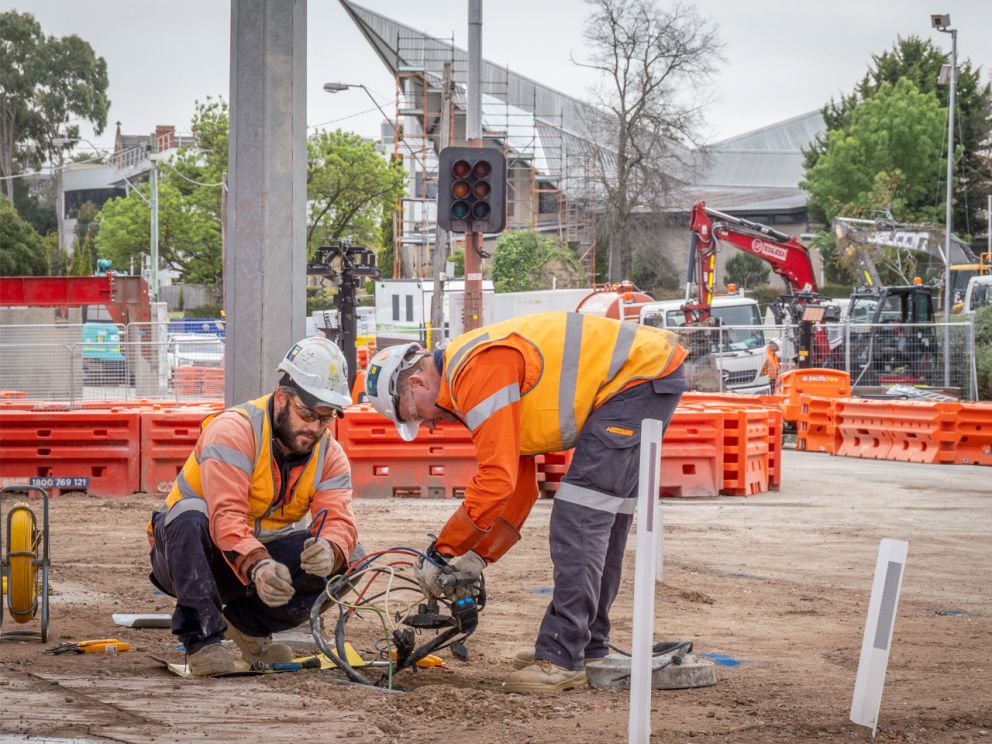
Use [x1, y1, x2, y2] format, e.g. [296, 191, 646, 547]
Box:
[686, 202, 936, 385]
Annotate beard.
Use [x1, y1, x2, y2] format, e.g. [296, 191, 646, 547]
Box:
[273, 398, 318, 457]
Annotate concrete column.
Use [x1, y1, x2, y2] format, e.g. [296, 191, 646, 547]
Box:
[226, 0, 308, 405]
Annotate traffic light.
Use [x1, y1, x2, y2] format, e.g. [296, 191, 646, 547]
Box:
[437, 146, 506, 233]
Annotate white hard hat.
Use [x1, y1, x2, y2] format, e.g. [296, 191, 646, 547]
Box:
[769, 338, 781, 349]
[276, 336, 352, 410]
[365, 342, 424, 441]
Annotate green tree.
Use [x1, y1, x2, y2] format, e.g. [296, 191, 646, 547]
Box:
[491, 230, 582, 292]
[724, 252, 770, 290]
[306, 130, 406, 254]
[0, 197, 46, 275]
[804, 36, 992, 235]
[0, 11, 109, 203]
[68, 200, 98, 275]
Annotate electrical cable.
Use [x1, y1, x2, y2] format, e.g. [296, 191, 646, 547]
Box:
[160, 160, 225, 188]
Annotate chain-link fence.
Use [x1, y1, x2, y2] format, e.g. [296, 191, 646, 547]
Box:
[0, 323, 225, 405]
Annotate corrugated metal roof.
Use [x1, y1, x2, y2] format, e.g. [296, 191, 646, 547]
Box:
[709, 110, 825, 152]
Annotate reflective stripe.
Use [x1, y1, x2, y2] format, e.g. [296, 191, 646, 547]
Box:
[463, 383, 521, 432]
[243, 402, 266, 461]
[175, 471, 200, 501]
[316, 472, 352, 491]
[163, 496, 208, 526]
[446, 332, 490, 386]
[201, 444, 253, 475]
[605, 321, 637, 385]
[555, 481, 636, 515]
[313, 436, 328, 487]
[558, 313, 583, 449]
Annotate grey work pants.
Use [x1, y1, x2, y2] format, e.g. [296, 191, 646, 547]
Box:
[534, 374, 684, 671]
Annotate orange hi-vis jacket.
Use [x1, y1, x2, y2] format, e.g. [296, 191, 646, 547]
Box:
[148, 394, 357, 583]
[762, 346, 781, 378]
[433, 312, 686, 562]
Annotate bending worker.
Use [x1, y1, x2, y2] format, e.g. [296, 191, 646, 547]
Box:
[148, 337, 357, 676]
[365, 311, 687, 693]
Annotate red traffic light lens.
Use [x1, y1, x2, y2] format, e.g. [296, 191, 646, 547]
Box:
[451, 201, 471, 219]
[471, 202, 490, 219]
[472, 181, 491, 199]
[472, 160, 491, 179]
[452, 160, 471, 178]
[451, 180, 471, 199]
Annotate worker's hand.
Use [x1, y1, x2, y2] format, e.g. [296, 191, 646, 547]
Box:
[251, 559, 295, 607]
[445, 551, 486, 600]
[300, 537, 339, 577]
[415, 551, 448, 599]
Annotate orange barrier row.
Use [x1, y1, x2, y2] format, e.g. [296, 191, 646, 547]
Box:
[140, 408, 213, 494]
[956, 402, 992, 465]
[778, 369, 851, 424]
[0, 409, 141, 497]
[335, 403, 477, 498]
[173, 366, 224, 397]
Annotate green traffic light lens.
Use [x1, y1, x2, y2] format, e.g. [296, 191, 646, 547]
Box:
[472, 181, 491, 199]
[452, 160, 472, 178]
[471, 202, 490, 219]
[472, 161, 492, 179]
[452, 201, 470, 219]
[452, 180, 471, 199]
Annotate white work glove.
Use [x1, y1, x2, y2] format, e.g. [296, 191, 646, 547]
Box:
[415, 553, 448, 599]
[445, 551, 486, 600]
[300, 537, 338, 577]
[251, 559, 295, 607]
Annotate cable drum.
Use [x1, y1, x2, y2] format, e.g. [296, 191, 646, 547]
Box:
[7, 504, 39, 622]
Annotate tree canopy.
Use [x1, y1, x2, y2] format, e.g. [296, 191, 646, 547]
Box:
[0, 196, 46, 275]
[491, 230, 582, 292]
[0, 11, 109, 203]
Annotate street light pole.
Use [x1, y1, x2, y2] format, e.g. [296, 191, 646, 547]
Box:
[149, 136, 160, 303]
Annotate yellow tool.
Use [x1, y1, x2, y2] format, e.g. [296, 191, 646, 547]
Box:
[45, 639, 131, 655]
[2, 486, 50, 643]
[390, 650, 448, 669]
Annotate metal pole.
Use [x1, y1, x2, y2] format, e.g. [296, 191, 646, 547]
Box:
[149, 136, 159, 304]
[430, 63, 453, 346]
[942, 29, 956, 388]
[464, 0, 483, 332]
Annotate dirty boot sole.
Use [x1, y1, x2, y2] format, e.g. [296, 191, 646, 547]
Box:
[503, 669, 588, 693]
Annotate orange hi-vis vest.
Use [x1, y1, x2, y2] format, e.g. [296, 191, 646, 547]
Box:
[441, 312, 683, 455]
[158, 394, 331, 541]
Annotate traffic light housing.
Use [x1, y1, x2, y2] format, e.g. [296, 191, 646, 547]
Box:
[437, 146, 506, 233]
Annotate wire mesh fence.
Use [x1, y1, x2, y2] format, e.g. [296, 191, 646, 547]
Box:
[0, 318, 981, 404]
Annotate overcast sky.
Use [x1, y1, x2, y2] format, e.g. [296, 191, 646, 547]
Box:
[11, 0, 992, 153]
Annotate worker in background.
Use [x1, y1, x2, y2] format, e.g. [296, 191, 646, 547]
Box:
[365, 312, 687, 693]
[147, 337, 357, 676]
[763, 338, 781, 392]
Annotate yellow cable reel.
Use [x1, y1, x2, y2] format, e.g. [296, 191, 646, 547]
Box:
[7, 504, 39, 623]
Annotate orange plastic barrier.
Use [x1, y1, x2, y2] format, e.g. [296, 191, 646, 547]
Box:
[834, 399, 893, 460]
[951, 402, 992, 465]
[536, 450, 573, 497]
[0, 409, 140, 497]
[173, 366, 224, 397]
[778, 369, 851, 424]
[140, 408, 213, 494]
[659, 407, 724, 498]
[0, 390, 27, 398]
[766, 407, 784, 490]
[796, 395, 841, 454]
[351, 369, 367, 405]
[336, 404, 477, 498]
[719, 408, 770, 496]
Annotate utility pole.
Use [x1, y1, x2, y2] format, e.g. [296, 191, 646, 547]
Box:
[941, 27, 956, 389]
[429, 62, 453, 347]
[149, 133, 160, 303]
[463, 0, 484, 333]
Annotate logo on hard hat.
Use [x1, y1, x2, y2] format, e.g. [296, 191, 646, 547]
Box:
[366, 364, 382, 397]
[286, 343, 303, 361]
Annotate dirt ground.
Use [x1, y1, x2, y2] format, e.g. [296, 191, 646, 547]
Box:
[1, 450, 990, 743]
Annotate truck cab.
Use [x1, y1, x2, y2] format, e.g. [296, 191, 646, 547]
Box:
[958, 275, 992, 315]
[639, 296, 770, 393]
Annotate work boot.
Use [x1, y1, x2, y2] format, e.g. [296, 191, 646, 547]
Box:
[503, 660, 588, 693]
[511, 649, 601, 670]
[188, 642, 239, 677]
[225, 624, 293, 664]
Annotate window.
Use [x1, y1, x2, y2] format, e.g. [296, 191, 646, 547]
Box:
[392, 295, 400, 322]
[405, 295, 414, 322]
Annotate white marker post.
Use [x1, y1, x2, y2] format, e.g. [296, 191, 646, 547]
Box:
[850, 539, 909, 736]
[628, 418, 663, 744]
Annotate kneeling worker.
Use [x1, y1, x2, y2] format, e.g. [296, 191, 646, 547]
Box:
[148, 337, 357, 676]
[366, 312, 687, 692]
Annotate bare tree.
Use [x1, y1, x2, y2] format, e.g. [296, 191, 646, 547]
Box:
[575, 0, 721, 281]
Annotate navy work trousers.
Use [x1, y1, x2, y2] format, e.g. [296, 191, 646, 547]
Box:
[148, 510, 326, 653]
[534, 375, 684, 670]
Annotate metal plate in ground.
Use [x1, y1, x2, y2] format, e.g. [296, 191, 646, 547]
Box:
[585, 653, 718, 690]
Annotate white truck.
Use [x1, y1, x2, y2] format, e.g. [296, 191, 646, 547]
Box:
[639, 296, 772, 394]
[959, 275, 992, 315]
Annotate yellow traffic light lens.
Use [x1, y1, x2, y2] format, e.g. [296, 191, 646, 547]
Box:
[472, 161, 491, 179]
[472, 202, 490, 219]
[451, 180, 470, 199]
[472, 181, 491, 199]
[451, 201, 470, 219]
[452, 160, 471, 178]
